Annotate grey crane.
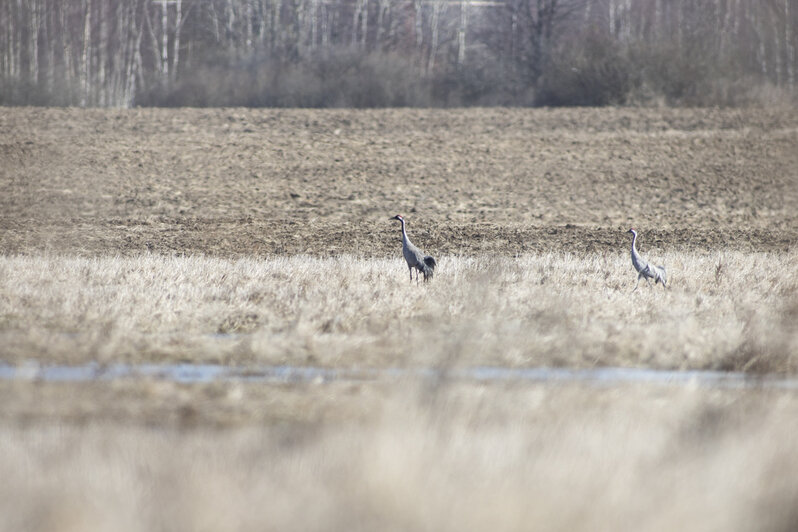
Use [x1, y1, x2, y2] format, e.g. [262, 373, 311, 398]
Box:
[628, 228, 667, 291]
[391, 214, 436, 283]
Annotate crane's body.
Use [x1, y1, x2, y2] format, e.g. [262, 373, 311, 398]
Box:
[628, 228, 667, 291]
[392, 215, 436, 283]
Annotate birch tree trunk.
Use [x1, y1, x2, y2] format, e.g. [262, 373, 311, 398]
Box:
[321, 1, 330, 52]
[608, 0, 615, 35]
[414, 0, 423, 48]
[1, 3, 5, 77]
[245, 0, 253, 49]
[310, 0, 318, 50]
[125, 1, 145, 107]
[12, 0, 20, 79]
[80, 0, 92, 106]
[786, 0, 795, 90]
[108, 0, 122, 105]
[384, 0, 398, 49]
[771, 4, 782, 86]
[261, 0, 268, 45]
[208, 1, 220, 42]
[272, 0, 281, 52]
[4, 0, 20, 79]
[622, 0, 632, 41]
[29, 0, 40, 84]
[427, 0, 444, 72]
[375, 0, 387, 49]
[161, 0, 169, 80]
[719, 0, 735, 62]
[225, 0, 236, 48]
[352, 0, 365, 48]
[749, 5, 768, 78]
[60, 2, 73, 91]
[654, 0, 662, 38]
[43, 0, 55, 93]
[1, 3, 6, 77]
[98, 0, 107, 105]
[145, 2, 164, 80]
[173, 0, 183, 83]
[295, 0, 306, 57]
[361, 0, 368, 49]
[458, 0, 468, 67]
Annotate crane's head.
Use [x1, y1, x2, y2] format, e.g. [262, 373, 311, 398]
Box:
[391, 214, 404, 222]
[628, 228, 637, 237]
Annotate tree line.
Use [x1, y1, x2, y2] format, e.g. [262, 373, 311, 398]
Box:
[1, 0, 796, 107]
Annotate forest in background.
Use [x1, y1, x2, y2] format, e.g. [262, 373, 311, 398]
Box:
[1, 0, 796, 108]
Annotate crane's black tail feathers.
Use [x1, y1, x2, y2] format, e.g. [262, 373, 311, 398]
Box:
[422, 256, 436, 281]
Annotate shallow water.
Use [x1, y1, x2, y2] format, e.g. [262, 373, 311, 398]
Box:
[1, 361, 797, 389]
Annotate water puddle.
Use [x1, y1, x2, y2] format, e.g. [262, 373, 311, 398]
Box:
[0, 362, 797, 389]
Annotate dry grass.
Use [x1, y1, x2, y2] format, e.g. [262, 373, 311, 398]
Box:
[1, 252, 798, 531]
[1, 251, 796, 373]
[2, 382, 798, 532]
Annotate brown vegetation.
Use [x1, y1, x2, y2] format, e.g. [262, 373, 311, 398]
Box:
[1, 251, 796, 372]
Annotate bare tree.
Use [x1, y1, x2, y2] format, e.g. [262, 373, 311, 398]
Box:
[172, 0, 183, 81]
[352, 0, 368, 49]
[457, 0, 469, 66]
[427, 0, 446, 72]
[80, 0, 92, 106]
[0, 0, 795, 107]
[501, 0, 585, 86]
[29, 0, 41, 84]
[414, 0, 423, 48]
[787, 0, 796, 89]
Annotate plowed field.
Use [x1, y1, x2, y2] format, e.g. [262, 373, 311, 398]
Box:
[2, 107, 796, 256]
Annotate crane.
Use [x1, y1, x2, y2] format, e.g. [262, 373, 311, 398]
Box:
[627, 228, 667, 291]
[391, 214, 436, 283]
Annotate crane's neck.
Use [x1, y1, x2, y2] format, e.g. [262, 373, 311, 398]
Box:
[630, 232, 641, 259]
[400, 219, 409, 244]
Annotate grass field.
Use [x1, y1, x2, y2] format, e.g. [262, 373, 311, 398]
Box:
[1, 107, 797, 531]
[1, 252, 796, 372]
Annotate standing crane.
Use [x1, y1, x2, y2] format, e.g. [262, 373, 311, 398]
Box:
[391, 214, 436, 283]
[628, 228, 667, 291]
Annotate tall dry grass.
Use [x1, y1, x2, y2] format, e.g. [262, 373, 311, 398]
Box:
[1, 251, 796, 373]
[2, 381, 798, 532]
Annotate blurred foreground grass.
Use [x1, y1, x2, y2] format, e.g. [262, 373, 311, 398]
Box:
[1, 380, 798, 531]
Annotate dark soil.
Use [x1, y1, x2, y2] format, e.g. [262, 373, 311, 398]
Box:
[2, 107, 797, 256]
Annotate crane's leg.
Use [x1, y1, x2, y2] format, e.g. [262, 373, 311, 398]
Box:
[408, 265, 414, 283]
[633, 274, 641, 292]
